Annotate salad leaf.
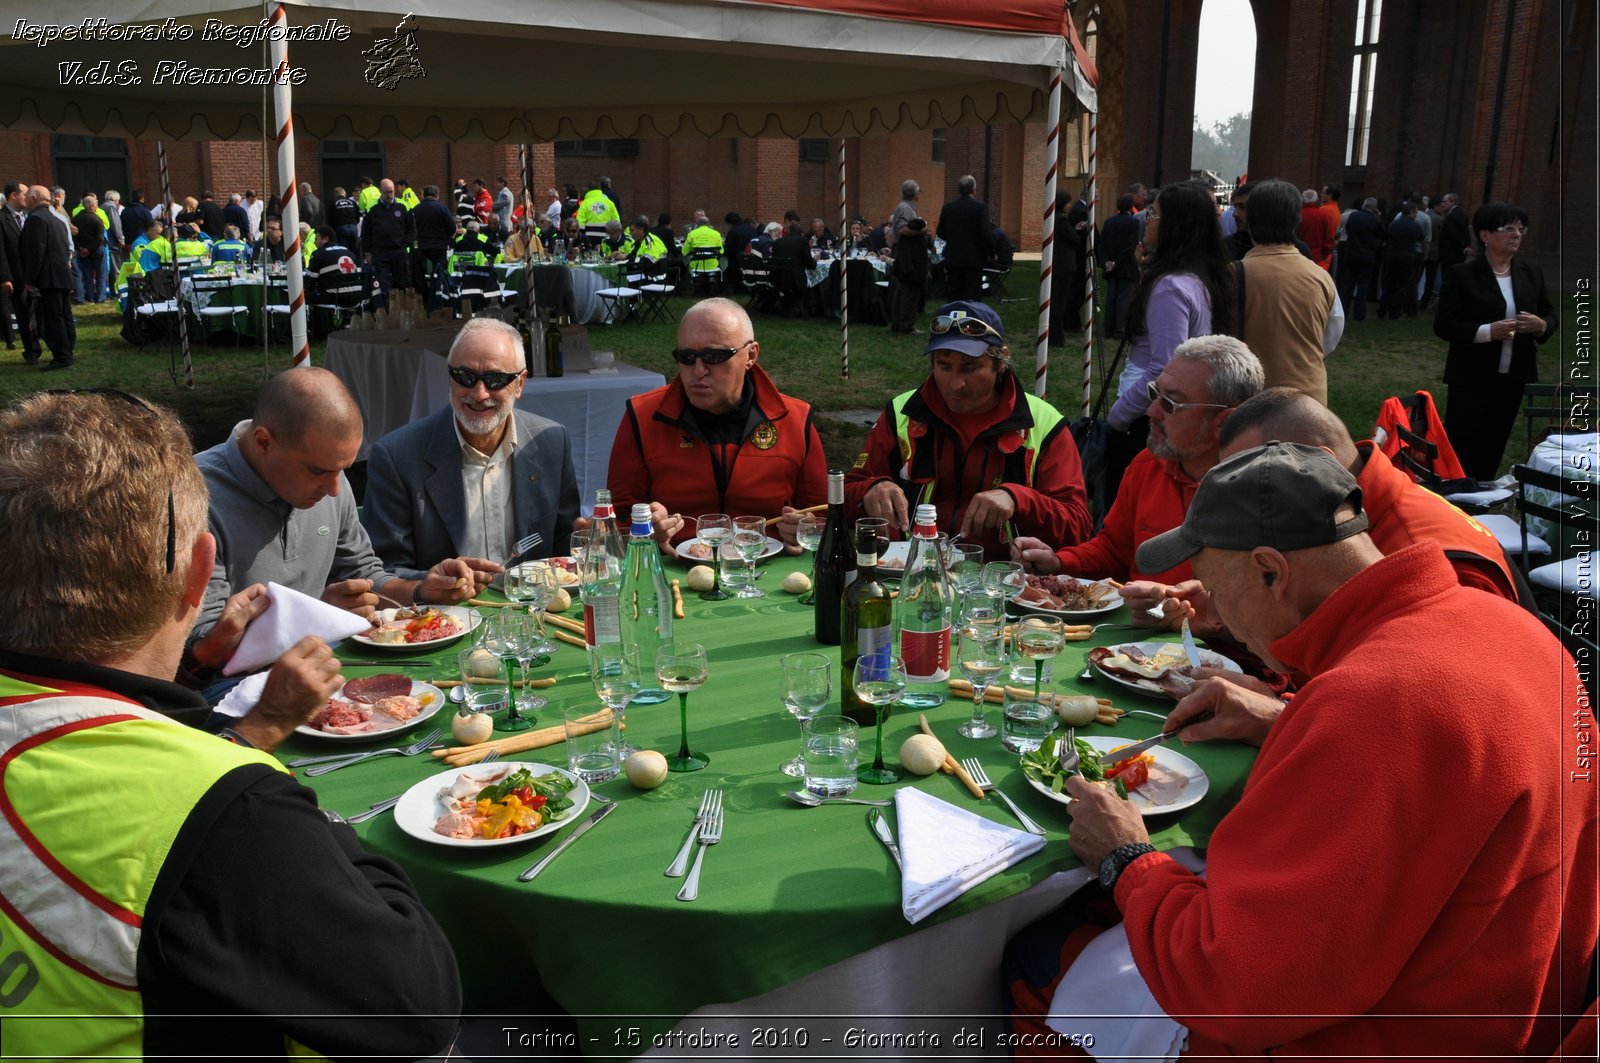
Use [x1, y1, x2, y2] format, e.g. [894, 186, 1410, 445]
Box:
[1018, 733, 1128, 800]
[478, 767, 575, 814]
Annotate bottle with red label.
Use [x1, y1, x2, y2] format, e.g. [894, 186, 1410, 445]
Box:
[581, 489, 626, 653]
[896, 503, 951, 708]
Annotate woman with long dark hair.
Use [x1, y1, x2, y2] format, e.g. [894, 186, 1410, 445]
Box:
[1101, 180, 1236, 500]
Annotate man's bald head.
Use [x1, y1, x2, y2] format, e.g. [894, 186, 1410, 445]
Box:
[253, 367, 362, 448]
[26, 185, 49, 205]
[1218, 387, 1359, 467]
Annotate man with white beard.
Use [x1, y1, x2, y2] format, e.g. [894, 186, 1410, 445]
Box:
[362, 318, 579, 578]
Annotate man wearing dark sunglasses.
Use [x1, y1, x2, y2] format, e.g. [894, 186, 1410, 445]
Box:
[364, 318, 578, 578]
[846, 300, 1091, 557]
[608, 297, 826, 549]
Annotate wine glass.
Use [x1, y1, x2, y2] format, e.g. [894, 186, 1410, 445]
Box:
[778, 652, 832, 776]
[984, 560, 1025, 600]
[795, 513, 823, 605]
[948, 543, 985, 596]
[513, 562, 559, 656]
[851, 652, 905, 784]
[956, 624, 1006, 739]
[1015, 616, 1066, 706]
[732, 516, 768, 599]
[590, 642, 642, 758]
[481, 612, 537, 730]
[959, 587, 1008, 632]
[656, 641, 709, 772]
[695, 514, 732, 600]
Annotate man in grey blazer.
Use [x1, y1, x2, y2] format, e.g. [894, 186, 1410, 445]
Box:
[363, 318, 579, 580]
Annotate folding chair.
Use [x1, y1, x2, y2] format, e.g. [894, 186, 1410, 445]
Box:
[633, 259, 677, 324]
[687, 248, 723, 295]
[1524, 383, 1598, 455]
[131, 268, 181, 342]
[594, 279, 641, 324]
[738, 254, 775, 312]
[1393, 423, 1512, 512]
[187, 272, 246, 345]
[981, 266, 1013, 301]
[1511, 463, 1600, 661]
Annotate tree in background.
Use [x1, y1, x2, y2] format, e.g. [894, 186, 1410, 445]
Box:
[1192, 112, 1251, 184]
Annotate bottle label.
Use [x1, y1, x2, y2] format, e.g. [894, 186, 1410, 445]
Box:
[594, 503, 614, 520]
[902, 625, 951, 682]
[630, 521, 653, 537]
[855, 552, 878, 567]
[912, 521, 938, 539]
[584, 596, 621, 648]
[857, 625, 892, 658]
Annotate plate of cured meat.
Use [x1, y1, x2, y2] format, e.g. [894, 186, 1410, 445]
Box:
[1010, 573, 1124, 619]
[1087, 642, 1241, 700]
[295, 674, 447, 741]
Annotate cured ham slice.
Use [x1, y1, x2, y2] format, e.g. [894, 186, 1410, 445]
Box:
[309, 698, 370, 731]
[372, 695, 422, 721]
[343, 673, 412, 704]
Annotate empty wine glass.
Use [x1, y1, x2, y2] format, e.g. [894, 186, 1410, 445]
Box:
[959, 587, 1007, 632]
[984, 560, 1025, 599]
[696, 514, 732, 601]
[851, 652, 905, 784]
[778, 652, 831, 776]
[956, 624, 1006, 739]
[795, 513, 823, 605]
[656, 641, 709, 772]
[482, 612, 538, 730]
[1015, 616, 1066, 706]
[589, 642, 642, 758]
[513, 562, 559, 656]
[732, 516, 768, 599]
[948, 543, 985, 597]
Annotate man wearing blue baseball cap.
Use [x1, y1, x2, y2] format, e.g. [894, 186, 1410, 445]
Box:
[843, 300, 1090, 559]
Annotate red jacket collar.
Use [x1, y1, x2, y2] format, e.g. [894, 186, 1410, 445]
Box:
[654, 363, 792, 426]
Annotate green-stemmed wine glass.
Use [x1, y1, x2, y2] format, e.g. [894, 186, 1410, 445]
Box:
[656, 641, 709, 771]
[852, 652, 905, 784]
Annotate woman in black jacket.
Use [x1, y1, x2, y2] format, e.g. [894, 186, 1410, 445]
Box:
[1432, 202, 1557, 481]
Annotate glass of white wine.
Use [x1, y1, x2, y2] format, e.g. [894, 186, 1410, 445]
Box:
[851, 652, 905, 784]
[656, 641, 710, 772]
[778, 652, 831, 776]
[795, 513, 823, 605]
[956, 624, 1006, 739]
[1015, 616, 1066, 706]
[696, 514, 733, 601]
[732, 516, 768, 599]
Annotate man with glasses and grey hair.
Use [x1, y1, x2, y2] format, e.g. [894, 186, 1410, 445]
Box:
[1013, 334, 1263, 589]
[847, 300, 1091, 561]
[607, 297, 827, 550]
[363, 317, 578, 579]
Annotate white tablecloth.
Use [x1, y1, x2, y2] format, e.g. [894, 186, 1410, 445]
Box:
[323, 327, 463, 460]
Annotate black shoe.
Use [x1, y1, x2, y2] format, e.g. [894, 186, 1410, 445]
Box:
[22, 350, 39, 366]
[3, 342, 12, 350]
[42, 359, 74, 371]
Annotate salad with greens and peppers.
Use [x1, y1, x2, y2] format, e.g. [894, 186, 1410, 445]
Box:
[433, 766, 578, 841]
[1019, 732, 1135, 800]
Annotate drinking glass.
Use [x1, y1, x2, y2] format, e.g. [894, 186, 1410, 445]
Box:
[948, 543, 985, 597]
[589, 642, 642, 758]
[732, 516, 768, 599]
[984, 560, 1025, 599]
[1015, 616, 1066, 706]
[513, 562, 559, 657]
[802, 715, 859, 797]
[1001, 695, 1058, 754]
[851, 652, 905, 784]
[795, 513, 823, 605]
[491, 609, 546, 719]
[656, 641, 709, 772]
[956, 625, 1006, 739]
[456, 645, 511, 724]
[959, 587, 1008, 632]
[778, 652, 832, 776]
[695, 514, 733, 600]
[565, 705, 621, 783]
[717, 538, 750, 594]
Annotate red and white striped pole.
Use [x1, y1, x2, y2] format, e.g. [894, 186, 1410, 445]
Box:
[838, 135, 849, 380]
[268, 3, 308, 367]
[1035, 63, 1063, 397]
[156, 140, 195, 388]
[1082, 112, 1098, 416]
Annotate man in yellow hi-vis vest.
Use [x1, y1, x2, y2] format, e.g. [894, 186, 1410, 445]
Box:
[0, 392, 461, 1058]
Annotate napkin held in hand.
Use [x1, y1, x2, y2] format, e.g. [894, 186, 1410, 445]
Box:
[222, 582, 372, 676]
[894, 787, 1045, 924]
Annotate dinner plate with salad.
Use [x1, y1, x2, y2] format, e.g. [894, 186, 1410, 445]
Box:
[349, 605, 478, 651]
[1019, 733, 1209, 815]
[393, 761, 590, 848]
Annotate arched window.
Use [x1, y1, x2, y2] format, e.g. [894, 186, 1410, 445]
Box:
[1345, 0, 1382, 166]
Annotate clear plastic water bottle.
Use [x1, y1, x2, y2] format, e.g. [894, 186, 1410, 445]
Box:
[619, 503, 673, 704]
[896, 504, 951, 708]
[582, 490, 626, 654]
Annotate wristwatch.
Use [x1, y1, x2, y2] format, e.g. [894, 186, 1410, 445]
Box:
[1099, 842, 1157, 893]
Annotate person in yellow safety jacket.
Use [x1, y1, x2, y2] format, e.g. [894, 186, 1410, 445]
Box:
[579, 183, 620, 242]
[681, 210, 726, 278]
[356, 176, 381, 213]
[0, 391, 462, 1060]
[449, 220, 495, 271]
[70, 198, 112, 234]
[172, 225, 212, 262]
[395, 179, 420, 211]
[299, 223, 317, 267]
[613, 222, 668, 266]
[113, 256, 141, 310]
[210, 226, 251, 264]
[134, 220, 175, 273]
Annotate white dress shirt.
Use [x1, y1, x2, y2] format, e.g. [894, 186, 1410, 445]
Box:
[454, 415, 519, 563]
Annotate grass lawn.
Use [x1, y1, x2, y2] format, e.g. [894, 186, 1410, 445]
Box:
[0, 263, 1571, 484]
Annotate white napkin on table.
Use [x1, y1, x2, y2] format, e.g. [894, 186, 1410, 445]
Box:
[894, 786, 1045, 924]
[221, 581, 373, 676]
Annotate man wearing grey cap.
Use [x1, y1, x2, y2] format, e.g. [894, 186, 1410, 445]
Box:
[1005, 442, 1593, 1056]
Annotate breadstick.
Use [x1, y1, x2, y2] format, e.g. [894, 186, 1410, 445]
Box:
[441, 711, 620, 765]
[465, 598, 517, 608]
[436, 676, 557, 689]
[550, 629, 587, 649]
[670, 578, 685, 619]
[542, 612, 586, 635]
[916, 713, 985, 799]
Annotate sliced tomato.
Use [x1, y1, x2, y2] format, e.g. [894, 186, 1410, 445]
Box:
[1105, 756, 1150, 791]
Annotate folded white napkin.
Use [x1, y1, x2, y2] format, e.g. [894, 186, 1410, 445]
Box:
[895, 786, 1045, 924]
[213, 671, 270, 719]
[221, 581, 373, 676]
[1048, 923, 1188, 1061]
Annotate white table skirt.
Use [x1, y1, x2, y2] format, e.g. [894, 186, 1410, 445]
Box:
[323, 327, 463, 461]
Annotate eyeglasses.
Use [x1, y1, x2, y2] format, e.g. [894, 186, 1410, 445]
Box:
[1146, 381, 1230, 415]
[1144, 209, 1160, 222]
[447, 366, 523, 391]
[670, 339, 754, 366]
[1492, 224, 1529, 236]
[45, 388, 175, 574]
[930, 314, 1004, 343]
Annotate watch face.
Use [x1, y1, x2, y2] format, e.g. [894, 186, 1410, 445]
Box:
[1098, 853, 1119, 892]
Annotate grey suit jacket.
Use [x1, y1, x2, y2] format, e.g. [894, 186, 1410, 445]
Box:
[362, 406, 579, 581]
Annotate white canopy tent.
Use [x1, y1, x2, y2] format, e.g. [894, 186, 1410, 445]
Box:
[1, 0, 1097, 390]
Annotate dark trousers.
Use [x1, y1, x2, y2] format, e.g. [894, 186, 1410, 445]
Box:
[1337, 257, 1376, 321]
[370, 251, 410, 309]
[1379, 258, 1419, 318]
[414, 247, 450, 309]
[30, 287, 76, 364]
[1421, 259, 1442, 307]
[1445, 379, 1524, 483]
[944, 265, 982, 301]
[890, 279, 926, 332]
[336, 224, 360, 251]
[1102, 416, 1149, 512]
[0, 285, 14, 345]
[1104, 272, 1135, 338]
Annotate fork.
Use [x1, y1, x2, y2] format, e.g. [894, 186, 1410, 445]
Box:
[288, 728, 444, 769]
[961, 758, 1047, 836]
[347, 749, 498, 824]
[665, 789, 720, 877]
[300, 729, 444, 776]
[676, 798, 723, 902]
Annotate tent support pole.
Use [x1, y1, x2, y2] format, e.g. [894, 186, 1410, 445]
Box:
[1082, 111, 1097, 416]
[1036, 63, 1063, 398]
[269, 3, 308, 368]
[838, 135, 849, 380]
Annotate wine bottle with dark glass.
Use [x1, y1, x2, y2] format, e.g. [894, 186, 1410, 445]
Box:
[812, 470, 856, 646]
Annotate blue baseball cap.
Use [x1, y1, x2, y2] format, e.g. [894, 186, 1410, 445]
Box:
[925, 300, 1006, 358]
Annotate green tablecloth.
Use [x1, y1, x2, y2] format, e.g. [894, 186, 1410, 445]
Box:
[281, 555, 1256, 1049]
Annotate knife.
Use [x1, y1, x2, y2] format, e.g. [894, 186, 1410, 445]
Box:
[868, 808, 902, 871]
[1098, 711, 1215, 769]
[518, 795, 616, 881]
[1180, 617, 1202, 669]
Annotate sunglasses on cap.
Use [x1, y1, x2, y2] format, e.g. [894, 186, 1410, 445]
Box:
[447, 366, 523, 391]
[671, 339, 754, 366]
[931, 314, 1003, 343]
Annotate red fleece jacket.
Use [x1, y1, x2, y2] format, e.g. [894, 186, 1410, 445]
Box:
[1050, 448, 1199, 584]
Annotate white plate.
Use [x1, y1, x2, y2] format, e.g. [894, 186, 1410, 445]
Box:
[294, 680, 446, 741]
[1025, 735, 1210, 816]
[393, 761, 590, 848]
[349, 606, 478, 651]
[675, 535, 784, 563]
[1010, 576, 1124, 620]
[874, 541, 910, 572]
[508, 556, 582, 591]
[1093, 640, 1242, 698]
